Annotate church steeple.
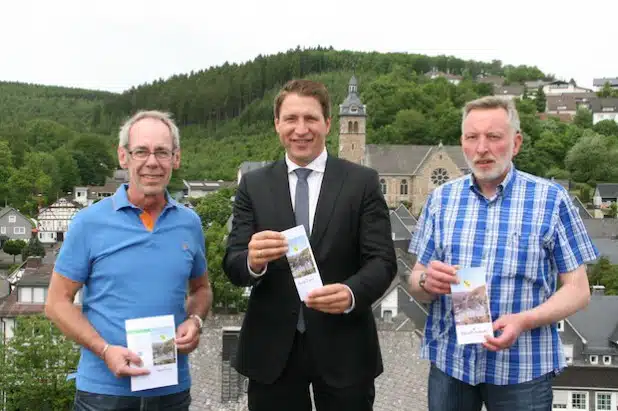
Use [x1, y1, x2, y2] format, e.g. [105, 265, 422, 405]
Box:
[338, 76, 366, 165]
[339, 75, 366, 117]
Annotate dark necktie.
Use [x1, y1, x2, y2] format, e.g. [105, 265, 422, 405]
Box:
[294, 168, 312, 333]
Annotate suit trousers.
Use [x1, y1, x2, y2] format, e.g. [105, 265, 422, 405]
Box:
[247, 331, 375, 411]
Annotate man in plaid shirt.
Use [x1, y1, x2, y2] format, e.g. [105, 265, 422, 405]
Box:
[407, 96, 599, 411]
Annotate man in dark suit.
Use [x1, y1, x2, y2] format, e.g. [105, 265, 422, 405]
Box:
[223, 79, 397, 411]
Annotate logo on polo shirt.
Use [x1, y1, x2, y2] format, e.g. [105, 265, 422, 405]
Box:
[182, 242, 189, 250]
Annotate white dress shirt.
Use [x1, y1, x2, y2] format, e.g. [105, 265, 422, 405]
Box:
[247, 148, 355, 311]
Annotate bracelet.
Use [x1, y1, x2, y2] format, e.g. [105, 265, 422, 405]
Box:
[101, 343, 110, 360]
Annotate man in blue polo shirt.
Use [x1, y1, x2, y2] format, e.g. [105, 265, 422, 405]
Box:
[45, 110, 212, 410]
[407, 96, 598, 411]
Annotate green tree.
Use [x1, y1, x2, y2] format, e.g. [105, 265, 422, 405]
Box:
[205, 222, 247, 312]
[565, 131, 618, 183]
[535, 86, 546, 112]
[593, 119, 618, 137]
[22, 233, 46, 260]
[194, 187, 236, 228]
[2, 239, 27, 263]
[0, 314, 79, 410]
[573, 107, 593, 129]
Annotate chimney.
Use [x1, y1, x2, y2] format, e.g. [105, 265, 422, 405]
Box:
[25, 256, 42, 268]
[221, 326, 246, 402]
[591, 285, 605, 297]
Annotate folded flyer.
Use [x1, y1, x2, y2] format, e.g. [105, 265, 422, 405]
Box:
[125, 314, 178, 391]
[282, 225, 323, 301]
[451, 267, 494, 345]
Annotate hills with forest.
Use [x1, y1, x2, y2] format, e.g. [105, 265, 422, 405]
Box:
[2, 47, 618, 216]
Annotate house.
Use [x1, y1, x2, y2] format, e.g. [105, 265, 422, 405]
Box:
[592, 183, 618, 209]
[393, 203, 418, 232]
[0, 207, 35, 241]
[424, 68, 463, 85]
[0, 256, 81, 342]
[36, 197, 82, 244]
[590, 98, 618, 125]
[553, 285, 618, 410]
[183, 180, 234, 198]
[493, 85, 525, 100]
[524, 80, 592, 99]
[546, 93, 597, 118]
[390, 210, 413, 242]
[74, 169, 129, 207]
[593, 77, 618, 92]
[237, 161, 272, 184]
[477, 75, 505, 87]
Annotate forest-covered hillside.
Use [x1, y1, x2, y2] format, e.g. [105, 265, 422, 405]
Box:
[2, 47, 618, 216]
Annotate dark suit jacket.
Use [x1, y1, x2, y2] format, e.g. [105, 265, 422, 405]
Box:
[223, 155, 397, 388]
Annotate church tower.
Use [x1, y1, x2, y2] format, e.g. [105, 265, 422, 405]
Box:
[338, 76, 366, 165]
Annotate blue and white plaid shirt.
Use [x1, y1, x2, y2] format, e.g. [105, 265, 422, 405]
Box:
[408, 164, 599, 385]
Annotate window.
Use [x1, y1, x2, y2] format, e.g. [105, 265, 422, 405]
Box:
[400, 179, 408, 195]
[380, 179, 387, 195]
[0, 226, 5, 234]
[348, 121, 353, 132]
[603, 355, 612, 365]
[571, 392, 587, 409]
[557, 320, 564, 331]
[383, 310, 392, 322]
[590, 355, 598, 364]
[563, 344, 573, 364]
[553, 390, 568, 409]
[353, 121, 359, 133]
[350, 105, 358, 113]
[13, 227, 25, 235]
[18, 287, 33, 303]
[596, 392, 612, 410]
[8, 215, 16, 223]
[431, 168, 450, 186]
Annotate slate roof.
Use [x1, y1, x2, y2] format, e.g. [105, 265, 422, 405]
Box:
[593, 78, 618, 88]
[0, 207, 34, 226]
[0, 291, 45, 317]
[590, 98, 618, 113]
[595, 183, 618, 199]
[390, 212, 413, 241]
[582, 219, 618, 239]
[394, 204, 413, 219]
[365, 144, 469, 175]
[592, 238, 618, 264]
[188, 315, 430, 411]
[493, 85, 524, 97]
[567, 292, 618, 354]
[238, 161, 272, 177]
[553, 366, 618, 389]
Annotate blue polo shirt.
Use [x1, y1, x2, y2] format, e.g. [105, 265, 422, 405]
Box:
[54, 184, 207, 396]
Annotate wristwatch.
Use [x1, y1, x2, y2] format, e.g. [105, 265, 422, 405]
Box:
[189, 314, 204, 333]
[418, 271, 428, 292]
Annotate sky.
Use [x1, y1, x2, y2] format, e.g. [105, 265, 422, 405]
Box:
[2, 0, 616, 94]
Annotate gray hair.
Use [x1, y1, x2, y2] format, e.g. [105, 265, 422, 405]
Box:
[461, 96, 521, 136]
[118, 110, 181, 149]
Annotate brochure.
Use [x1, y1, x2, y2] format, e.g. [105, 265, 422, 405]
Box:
[125, 314, 178, 391]
[450, 267, 494, 345]
[281, 225, 323, 301]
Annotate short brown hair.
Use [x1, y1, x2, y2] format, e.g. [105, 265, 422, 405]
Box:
[273, 79, 331, 121]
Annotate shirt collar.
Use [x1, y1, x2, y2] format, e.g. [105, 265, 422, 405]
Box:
[112, 183, 178, 211]
[285, 147, 328, 174]
[468, 162, 517, 198]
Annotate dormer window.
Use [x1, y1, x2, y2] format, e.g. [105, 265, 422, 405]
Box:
[8, 215, 16, 223]
[603, 355, 612, 365]
[590, 355, 598, 364]
[350, 105, 358, 113]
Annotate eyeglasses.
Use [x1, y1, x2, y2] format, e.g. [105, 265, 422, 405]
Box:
[127, 148, 175, 161]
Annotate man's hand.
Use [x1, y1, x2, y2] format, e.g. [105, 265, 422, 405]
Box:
[305, 284, 352, 314]
[175, 319, 200, 355]
[422, 261, 460, 295]
[483, 313, 528, 351]
[103, 345, 150, 378]
[248, 231, 288, 273]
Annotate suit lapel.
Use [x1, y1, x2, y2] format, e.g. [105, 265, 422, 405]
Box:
[269, 160, 296, 229]
[311, 155, 345, 247]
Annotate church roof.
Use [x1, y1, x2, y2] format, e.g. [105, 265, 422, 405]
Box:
[339, 75, 366, 117]
[365, 144, 470, 175]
